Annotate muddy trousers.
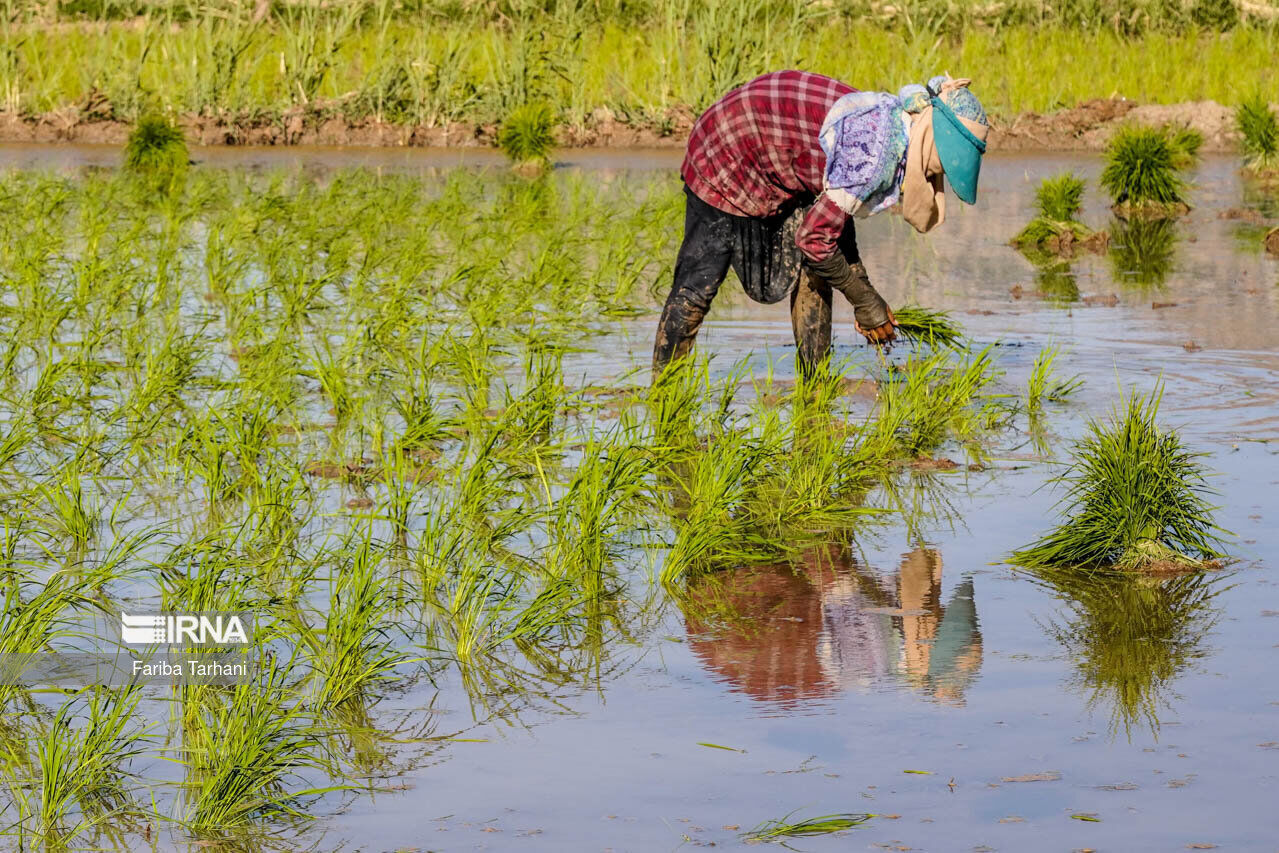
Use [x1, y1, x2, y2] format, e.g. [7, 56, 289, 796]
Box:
[653, 188, 860, 377]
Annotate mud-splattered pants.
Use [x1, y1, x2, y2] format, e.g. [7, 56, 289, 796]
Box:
[653, 187, 861, 376]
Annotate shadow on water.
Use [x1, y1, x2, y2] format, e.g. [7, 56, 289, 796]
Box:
[1026, 567, 1230, 741]
[680, 543, 983, 707]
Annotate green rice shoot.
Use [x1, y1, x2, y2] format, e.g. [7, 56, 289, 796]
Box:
[1100, 125, 1188, 213]
[742, 811, 875, 841]
[123, 114, 189, 178]
[892, 305, 963, 348]
[497, 102, 556, 168]
[1236, 94, 1279, 172]
[1011, 385, 1227, 571]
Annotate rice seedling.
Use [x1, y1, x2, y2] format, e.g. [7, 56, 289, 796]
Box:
[497, 102, 556, 171]
[1013, 173, 1106, 255]
[742, 811, 875, 841]
[1012, 386, 1227, 572]
[1100, 125, 1189, 219]
[2, 688, 152, 847]
[872, 346, 1003, 460]
[891, 305, 963, 349]
[123, 115, 189, 188]
[1027, 344, 1082, 413]
[179, 660, 344, 836]
[1237, 94, 1279, 173]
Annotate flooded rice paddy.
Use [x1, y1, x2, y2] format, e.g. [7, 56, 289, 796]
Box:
[0, 146, 1276, 851]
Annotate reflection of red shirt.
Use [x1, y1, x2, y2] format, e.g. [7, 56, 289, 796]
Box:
[681, 70, 854, 263]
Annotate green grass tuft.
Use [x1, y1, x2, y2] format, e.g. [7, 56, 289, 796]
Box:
[1035, 172, 1086, 221]
[742, 811, 875, 841]
[891, 305, 963, 348]
[1100, 125, 1187, 210]
[123, 114, 189, 176]
[1011, 386, 1227, 571]
[497, 102, 556, 168]
[1236, 95, 1279, 171]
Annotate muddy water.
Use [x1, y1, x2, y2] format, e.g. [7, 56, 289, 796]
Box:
[19, 146, 1279, 849]
[345, 153, 1279, 850]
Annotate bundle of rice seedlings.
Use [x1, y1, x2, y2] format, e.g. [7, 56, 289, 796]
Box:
[891, 305, 962, 348]
[123, 114, 189, 183]
[1012, 386, 1227, 572]
[1013, 173, 1106, 254]
[1235, 95, 1278, 173]
[497, 102, 556, 171]
[1100, 125, 1189, 219]
[1266, 225, 1279, 255]
[1164, 125, 1203, 170]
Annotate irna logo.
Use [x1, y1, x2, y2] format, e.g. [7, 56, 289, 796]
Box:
[120, 613, 250, 646]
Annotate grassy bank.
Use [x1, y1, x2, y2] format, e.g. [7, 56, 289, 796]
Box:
[1, 0, 1277, 133]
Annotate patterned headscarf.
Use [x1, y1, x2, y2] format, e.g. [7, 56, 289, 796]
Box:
[819, 75, 988, 230]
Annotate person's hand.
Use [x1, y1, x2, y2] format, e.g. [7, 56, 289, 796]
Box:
[855, 306, 898, 346]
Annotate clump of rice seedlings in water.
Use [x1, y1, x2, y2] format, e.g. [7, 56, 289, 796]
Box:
[1236, 95, 1278, 174]
[1164, 125, 1202, 170]
[1027, 344, 1082, 413]
[124, 115, 189, 186]
[497, 102, 556, 172]
[742, 811, 875, 841]
[1014, 173, 1107, 255]
[3, 688, 151, 847]
[181, 663, 340, 835]
[1100, 125, 1189, 219]
[872, 346, 1002, 460]
[891, 305, 962, 348]
[1012, 386, 1227, 572]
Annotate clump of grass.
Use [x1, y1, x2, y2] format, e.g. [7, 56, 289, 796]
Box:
[1012, 386, 1227, 572]
[1027, 344, 1082, 413]
[497, 102, 556, 170]
[1013, 173, 1106, 254]
[1036, 172, 1086, 221]
[742, 811, 875, 842]
[1100, 125, 1188, 218]
[1164, 125, 1202, 170]
[1235, 95, 1278, 173]
[891, 305, 962, 348]
[123, 114, 189, 180]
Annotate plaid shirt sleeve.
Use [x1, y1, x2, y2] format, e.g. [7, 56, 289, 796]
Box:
[682, 71, 854, 262]
[794, 193, 849, 263]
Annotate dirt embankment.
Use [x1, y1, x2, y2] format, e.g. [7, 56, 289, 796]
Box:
[0, 98, 1263, 151]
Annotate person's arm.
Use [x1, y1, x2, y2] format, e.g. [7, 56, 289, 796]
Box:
[796, 196, 896, 343]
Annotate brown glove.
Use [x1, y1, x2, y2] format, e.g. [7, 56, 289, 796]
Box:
[807, 254, 896, 343]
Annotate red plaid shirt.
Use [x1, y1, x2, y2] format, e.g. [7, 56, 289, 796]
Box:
[681, 71, 855, 263]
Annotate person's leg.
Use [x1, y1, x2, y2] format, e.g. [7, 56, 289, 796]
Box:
[789, 269, 832, 377]
[652, 190, 734, 374]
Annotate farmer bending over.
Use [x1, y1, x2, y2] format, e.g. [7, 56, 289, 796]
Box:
[653, 71, 989, 375]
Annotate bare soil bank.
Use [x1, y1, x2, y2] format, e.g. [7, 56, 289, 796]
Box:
[0, 98, 1259, 152]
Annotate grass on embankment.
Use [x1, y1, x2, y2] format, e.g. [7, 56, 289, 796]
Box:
[1, 12, 1277, 132]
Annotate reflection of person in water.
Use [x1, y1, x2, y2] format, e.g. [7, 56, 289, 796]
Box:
[683, 544, 982, 706]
